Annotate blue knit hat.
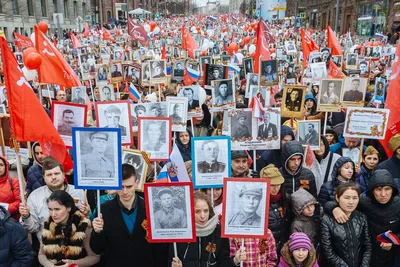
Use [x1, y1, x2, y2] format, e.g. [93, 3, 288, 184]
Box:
[289, 232, 312, 252]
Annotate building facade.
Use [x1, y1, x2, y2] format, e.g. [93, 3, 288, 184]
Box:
[0, 0, 90, 41]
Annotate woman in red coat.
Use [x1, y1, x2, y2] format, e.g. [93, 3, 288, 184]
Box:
[0, 156, 21, 219]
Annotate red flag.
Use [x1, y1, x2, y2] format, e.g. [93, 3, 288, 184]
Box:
[127, 17, 148, 46]
[116, 29, 122, 37]
[252, 19, 271, 73]
[182, 26, 199, 59]
[35, 26, 81, 89]
[83, 23, 90, 38]
[380, 44, 400, 157]
[0, 37, 73, 171]
[327, 61, 345, 78]
[70, 33, 82, 49]
[304, 145, 316, 168]
[102, 27, 116, 43]
[161, 43, 166, 60]
[327, 26, 342, 56]
[13, 31, 34, 51]
[300, 28, 319, 68]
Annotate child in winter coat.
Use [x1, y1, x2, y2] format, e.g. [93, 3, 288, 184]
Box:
[290, 188, 320, 246]
[278, 232, 319, 267]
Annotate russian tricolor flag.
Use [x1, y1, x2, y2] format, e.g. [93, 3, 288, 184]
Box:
[129, 83, 142, 103]
[210, 16, 217, 21]
[228, 63, 240, 73]
[156, 144, 190, 182]
[248, 96, 264, 121]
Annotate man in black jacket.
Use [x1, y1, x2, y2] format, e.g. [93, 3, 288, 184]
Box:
[324, 169, 400, 266]
[91, 164, 168, 266]
[279, 140, 317, 197]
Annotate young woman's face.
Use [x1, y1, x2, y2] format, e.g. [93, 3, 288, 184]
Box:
[336, 188, 359, 214]
[179, 132, 190, 145]
[314, 140, 325, 156]
[292, 248, 309, 264]
[48, 200, 71, 224]
[325, 133, 334, 144]
[305, 99, 314, 109]
[364, 154, 379, 170]
[0, 160, 6, 177]
[270, 184, 281, 195]
[339, 162, 354, 180]
[194, 199, 209, 225]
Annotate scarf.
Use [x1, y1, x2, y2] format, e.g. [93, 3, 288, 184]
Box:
[270, 193, 281, 203]
[196, 215, 219, 237]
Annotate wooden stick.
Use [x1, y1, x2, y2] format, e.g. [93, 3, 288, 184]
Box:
[15, 153, 26, 204]
[357, 138, 364, 167]
[0, 118, 6, 158]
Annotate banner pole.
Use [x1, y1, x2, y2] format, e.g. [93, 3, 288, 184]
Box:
[323, 112, 328, 135]
[240, 238, 245, 267]
[97, 189, 101, 218]
[357, 138, 364, 167]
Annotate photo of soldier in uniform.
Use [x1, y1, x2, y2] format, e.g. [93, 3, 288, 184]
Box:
[173, 61, 184, 77]
[110, 63, 123, 78]
[228, 184, 263, 226]
[212, 79, 235, 109]
[197, 141, 226, 173]
[346, 53, 358, 68]
[260, 60, 278, 85]
[282, 86, 306, 118]
[98, 82, 115, 101]
[122, 150, 148, 191]
[203, 64, 227, 86]
[138, 118, 172, 161]
[153, 187, 187, 229]
[359, 61, 369, 75]
[341, 77, 367, 104]
[178, 86, 202, 115]
[150, 60, 167, 81]
[298, 120, 321, 150]
[231, 111, 252, 140]
[71, 86, 86, 104]
[200, 56, 212, 73]
[167, 97, 188, 132]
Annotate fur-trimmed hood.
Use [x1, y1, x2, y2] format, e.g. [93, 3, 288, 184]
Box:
[279, 242, 318, 267]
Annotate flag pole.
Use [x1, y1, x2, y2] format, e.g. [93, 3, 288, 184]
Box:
[0, 117, 6, 157]
[10, 137, 26, 204]
[357, 138, 364, 167]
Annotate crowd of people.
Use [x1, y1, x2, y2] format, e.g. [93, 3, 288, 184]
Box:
[0, 11, 399, 267]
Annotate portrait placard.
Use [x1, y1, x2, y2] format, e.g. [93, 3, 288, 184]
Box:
[243, 57, 254, 75]
[110, 61, 123, 82]
[202, 64, 228, 87]
[191, 136, 231, 188]
[97, 81, 115, 101]
[297, 120, 321, 150]
[131, 102, 168, 132]
[95, 100, 133, 145]
[341, 77, 368, 106]
[200, 56, 212, 74]
[211, 79, 235, 111]
[97, 64, 110, 81]
[144, 182, 196, 243]
[317, 79, 343, 112]
[71, 86, 87, 105]
[172, 61, 185, 82]
[177, 85, 204, 117]
[343, 107, 390, 139]
[166, 97, 188, 132]
[149, 60, 167, 83]
[346, 53, 358, 69]
[245, 73, 259, 98]
[282, 85, 306, 118]
[52, 101, 87, 147]
[310, 62, 327, 81]
[122, 149, 150, 192]
[221, 178, 270, 239]
[138, 117, 172, 161]
[72, 127, 122, 190]
[260, 60, 278, 86]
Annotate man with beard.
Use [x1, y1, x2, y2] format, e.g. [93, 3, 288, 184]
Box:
[57, 109, 75, 136]
[197, 141, 226, 173]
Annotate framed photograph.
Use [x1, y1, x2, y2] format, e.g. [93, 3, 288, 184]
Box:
[72, 127, 122, 190]
[309, 52, 323, 64]
[97, 64, 110, 81]
[52, 101, 87, 147]
[122, 149, 149, 191]
[79, 54, 91, 79]
[310, 62, 327, 81]
[167, 97, 188, 132]
[342, 148, 360, 164]
[346, 53, 358, 69]
[124, 64, 141, 84]
[341, 77, 368, 106]
[372, 77, 386, 105]
[149, 60, 167, 83]
[191, 136, 231, 188]
[297, 120, 321, 150]
[317, 79, 343, 112]
[71, 86, 87, 104]
[114, 49, 124, 61]
[144, 182, 196, 243]
[243, 57, 254, 75]
[14, 52, 23, 65]
[285, 41, 297, 54]
[371, 46, 382, 58]
[110, 62, 123, 82]
[138, 117, 172, 161]
[130, 102, 168, 132]
[282, 85, 306, 118]
[178, 85, 203, 117]
[97, 82, 115, 101]
[141, 62, 151, 84]
[260, 60, 278, 86]
[331, 55, 343, 68]
[172, 61, 185, 82]
[95, 101, 133, 145]
[256, 108, 280, 142]
[194, 49, 201, 60]
[211, 79, 235, 111]
[203, 64, 228, 87]
[200, 56, 212, 74]
[221, 178, 270, 239]
[343, 107, 390, 139]
[320, 47, 331, 62]
[212, 46, 221, 56]
[245, 73, 259, 98]
[358, 60, 369, 75]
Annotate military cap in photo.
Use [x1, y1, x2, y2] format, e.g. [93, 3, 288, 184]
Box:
[237, 114, 247, 120]
[158, 187, 173, 198]
[231, 150, 248, 159]
[239, 184, 263, 197]
[152, 61, 162, 68]
[43, 156, 62, 172]
[90, 132, 109, 141]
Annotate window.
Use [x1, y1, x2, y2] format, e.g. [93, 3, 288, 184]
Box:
[73, 1, 77, 17]
[107, 11, 111, 20]
[64, 0, 69, 18]
[27, 0, 34, 16]
[82, 2, 87, 16]
[41, 0, 47, 17]
[12, 0, 18, 15]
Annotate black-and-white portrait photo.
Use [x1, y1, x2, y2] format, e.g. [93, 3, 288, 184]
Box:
[130, 102, 167, 132]
[243, 57, 254, 75]
[372, 46, 382, 58]
[282, 86, 306, 118]
[53, 102, 87, 147]
[359, 61, 369, 75]
[341, 77, 367, 104]
[97, 65, 110, 81]
[194, 50, 201, 60]
[212, 79, 235, 110]
[298, 120, 320, 150]
[71, 86, 86, 105]
[310, 62, 327, 81]
[138, 118, 171, 161]
[231, 110, 252, 140]
[309, 52, 323, 63]
[110, 62, 123, 80]
[212, 46, 220, 56]
[96, 101, 132, 145]
[173, 61, 185, 78]
[145, 183, 195, 242]
[98, 82, 115, 101]
[149, 60, 167, 81]
[79, 54, 91, 76]
[245, 73, 259, 98]
[192, 137, 230, 188]
[141, 62, 151, 82]
[320, 47, 331, 62]
[178, 86, 202, 115]
[285, 41, 297, 54]
[167, 97, 188, 132]
[257, 112, 278, 140]
[122, 149, 148, 191]
[14, 52, 23, 64]
[222, 179, 269, 238]
[204, 64, 226, 86]
[319, 79, 343, 105]
[73, 129, 121, 189]
[331, 55, 342, 68]
[346, 53, 358, 68]
[260, 60, 278, 85]
[200, 56, 212, 73]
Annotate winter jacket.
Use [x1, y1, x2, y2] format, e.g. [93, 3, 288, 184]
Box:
[0, 156, 21, 220]
[175, 130, 192, 162]
[26, 142, 44, 195]
[310, 135, 341, 193]
[323, 169, 400, 266]
[257, 126, 295, 171]
[172, 221, 235, 267]
[279, 141, 317, 197]
[304, 94, 325, 122]
[355, 163, 374, 193]
[376, 154, 400, 182]
[290, 189, 320, 246]
[268, 194, 291, 247]
[0, 206, 34, 266]
[321, 210, 371, 267]
[278, 242, 318, 267]
[317, 157, 355, 207]
[330, 135, 367, 156]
